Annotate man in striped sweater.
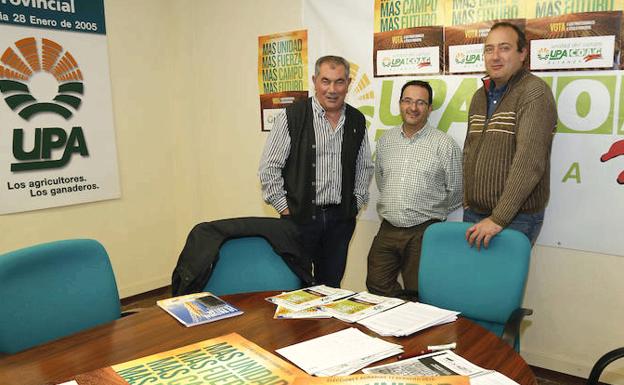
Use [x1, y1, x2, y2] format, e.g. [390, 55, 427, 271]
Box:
[463, 22, 557, 249]
[259, 56, 374, 287]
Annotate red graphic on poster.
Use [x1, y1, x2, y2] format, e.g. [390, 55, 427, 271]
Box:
[600, 139, 624, 184]
[584, 54, 602, 62]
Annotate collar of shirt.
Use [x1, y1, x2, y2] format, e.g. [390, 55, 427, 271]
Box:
[485, 82, 507, 118]
[312, 96, 346, 120]
[487, 82, 508, 100]
[400, 122, 432, 143]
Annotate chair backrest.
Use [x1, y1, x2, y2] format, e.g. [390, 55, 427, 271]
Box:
[418, 222, 531, 333]
[0, 239, 121, 354]
[203, 237, 302, 296]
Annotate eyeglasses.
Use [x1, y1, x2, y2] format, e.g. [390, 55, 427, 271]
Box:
[400, 98, 429, 107]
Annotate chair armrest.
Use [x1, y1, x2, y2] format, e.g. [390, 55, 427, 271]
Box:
[501, 307, 533, 348]
[587, 347, 624, 385]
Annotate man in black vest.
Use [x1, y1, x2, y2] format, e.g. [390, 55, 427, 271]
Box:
[259, 55, 373, 287]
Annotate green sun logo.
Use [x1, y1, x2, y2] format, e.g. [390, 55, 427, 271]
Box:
[346, 61, 375, 130]
[0, 37, 84, 120]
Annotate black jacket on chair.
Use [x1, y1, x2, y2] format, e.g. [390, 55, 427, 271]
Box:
[172, 217, 315, 296]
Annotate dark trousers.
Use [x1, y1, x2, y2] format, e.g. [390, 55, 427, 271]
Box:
[294, 206, 356, 288]
[366, 219, 439, 298]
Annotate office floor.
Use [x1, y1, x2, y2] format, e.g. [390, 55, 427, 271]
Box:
[121, 287, 591, 385]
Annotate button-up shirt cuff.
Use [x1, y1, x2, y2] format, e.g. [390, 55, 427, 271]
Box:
[355, 195, 366, 211]
[273, 198, 289, 214]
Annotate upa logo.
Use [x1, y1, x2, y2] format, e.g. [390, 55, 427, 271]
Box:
[537, 46, 603, 62]
[455, 51, 481, 65]
[537, 47, 550, 61]
[0, 37, 88, 172]
[381, 56, 431, 68]
[0, 37, 83, 119]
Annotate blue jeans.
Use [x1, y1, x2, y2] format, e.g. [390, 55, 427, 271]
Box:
[463, 208, 545, 245]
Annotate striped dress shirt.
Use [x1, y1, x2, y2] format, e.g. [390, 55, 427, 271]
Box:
[259, 97, 373, 213]
[376, 123, 463, 227]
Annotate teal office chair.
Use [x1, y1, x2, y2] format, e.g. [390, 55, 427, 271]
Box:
[0, 239, 121, 354]
[418, 222, 532, 351]
[203, 237, 303, 296]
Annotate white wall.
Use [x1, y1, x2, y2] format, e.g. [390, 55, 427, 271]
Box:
[1, 0, 622, 382]
[522, 247, 624, 383]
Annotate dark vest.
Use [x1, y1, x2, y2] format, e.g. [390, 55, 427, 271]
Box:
[283, 98, 365, 223]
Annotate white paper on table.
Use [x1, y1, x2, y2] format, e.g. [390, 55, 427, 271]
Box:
[358, 302, 459, 336]
[276, 327, 403, 376]
[315, 347, 402, 376]
[319, 292, 405, 323]
[274, 305, 332, 319]
[266, 285, 355, 311]
[363, 350, 519, 384]
[363, 350, 484, 376]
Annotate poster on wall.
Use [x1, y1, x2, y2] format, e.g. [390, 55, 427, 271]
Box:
[303, 0, 624, 257]
[373, 0, 444, 77]
[257, 29, 309, 132]
[374, 0, 444, 32]
[525, 0, 623, 18]
[443, 0, 526, 26]
[373, 26, 444, 77]
[444, 20, 525, 74]
[0, 0, 120, 215]
[526, 11, 622, 71]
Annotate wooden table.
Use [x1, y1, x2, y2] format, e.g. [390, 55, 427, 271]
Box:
[0, 291, 536, 385]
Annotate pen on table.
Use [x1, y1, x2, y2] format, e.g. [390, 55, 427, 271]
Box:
[397, 342, 457, 360]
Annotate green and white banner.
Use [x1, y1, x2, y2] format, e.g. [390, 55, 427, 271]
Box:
[0, 0, 120, 214]
[303, 0, 624, 256]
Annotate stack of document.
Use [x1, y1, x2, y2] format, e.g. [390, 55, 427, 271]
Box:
[357, 302, 459, 337]
[266, 285, 354, 312]
[318, 292, 404, 323]
[276, 327, 403, 376]
[363, 349, 519, 384]
[273, 305, 331, 319]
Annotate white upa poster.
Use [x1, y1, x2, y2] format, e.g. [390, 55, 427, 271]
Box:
[0, 0, 120, 214]
[303, 0, 624, 256]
